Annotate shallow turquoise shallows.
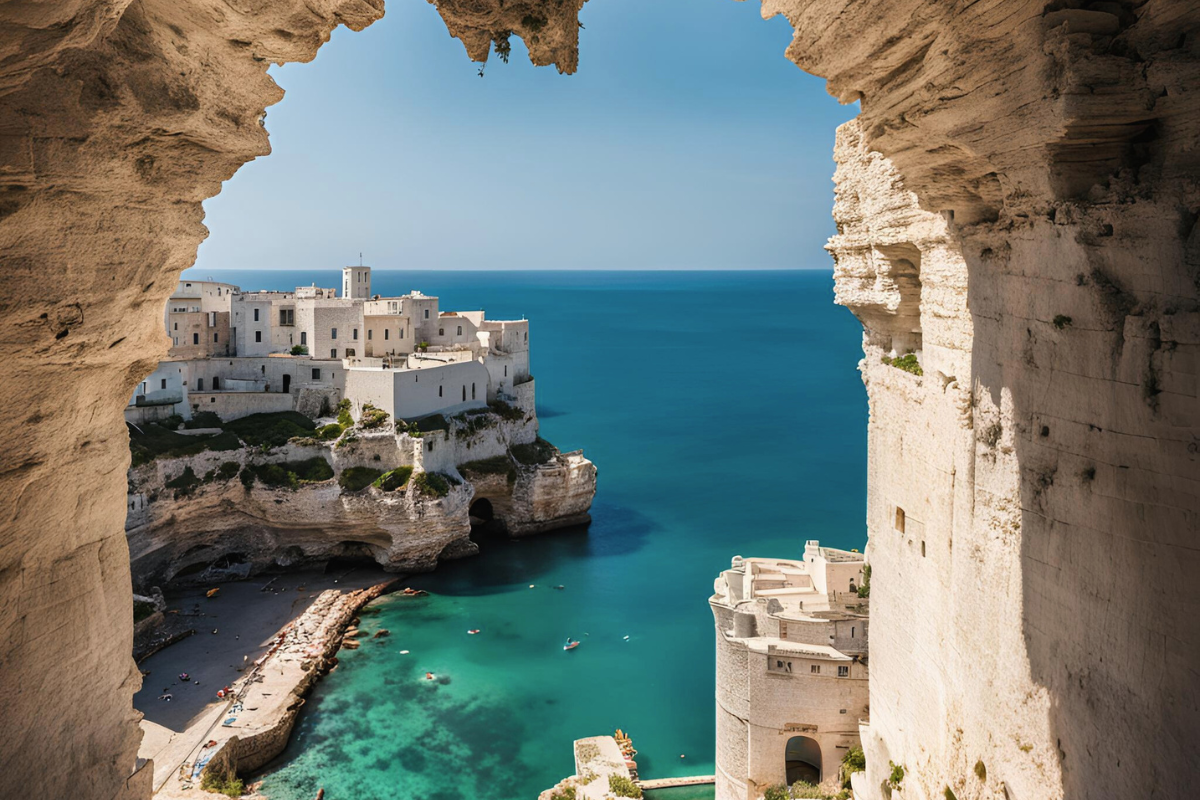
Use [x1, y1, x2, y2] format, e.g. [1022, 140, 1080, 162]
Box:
[184, 269, 869, 800]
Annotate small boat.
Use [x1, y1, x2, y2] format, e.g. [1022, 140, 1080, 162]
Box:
[467, 629, 481, 635]
[564, 640, 580, 651]
[206, 588, 220, 598]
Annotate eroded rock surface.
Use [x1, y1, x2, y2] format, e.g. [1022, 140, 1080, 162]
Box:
[1, 2, 1197, 800]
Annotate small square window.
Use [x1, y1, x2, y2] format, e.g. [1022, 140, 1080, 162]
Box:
[312, 369, 321, 380]
[838, 666, 849, 678]
[810, 665, 820, 674]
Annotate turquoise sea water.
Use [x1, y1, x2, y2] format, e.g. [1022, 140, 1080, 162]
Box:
[181, 269, 868, 800]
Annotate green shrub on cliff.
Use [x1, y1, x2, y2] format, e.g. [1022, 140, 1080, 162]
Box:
[459, 455, 517, 485]
[184, 411, 222, 429]
[316, 423, 343, 440]
[224, 411, 315, 448]
[199, 771, 244, 798]
[249, 457, 333, 490]
[881, 353, 923, 376]
[488, 400, 526, 421]
[373, 466, 414, 492]
[841, 746, 866, 787]
[216, 461, 240, 481]
[511, 437, 557, 466]
[411, 471, 459, 499]
[128, 423, 240, 466]
[359, 403, 390, 429]
[608, 774, 642, 798]
[336, 398, 353, 428]
[339, 467, 383, 493]
[857, 564, 871, 598]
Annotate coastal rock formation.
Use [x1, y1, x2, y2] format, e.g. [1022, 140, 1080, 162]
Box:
[126, 413, 594, 589]
[0, 3, 1196, 800]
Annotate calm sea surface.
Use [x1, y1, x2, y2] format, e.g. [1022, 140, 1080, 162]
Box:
[179, 269, 868, 800]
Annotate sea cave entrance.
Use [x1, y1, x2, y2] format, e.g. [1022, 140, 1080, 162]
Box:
[785, 735, 822, 785]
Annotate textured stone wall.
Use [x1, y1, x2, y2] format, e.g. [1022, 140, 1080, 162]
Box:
[1, 2, 1197, 800]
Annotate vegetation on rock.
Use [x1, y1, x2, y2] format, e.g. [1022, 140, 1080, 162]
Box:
[129, 423, 240, 466]
[199, 771, 244, 798]
[607, 774, 642, 798]
[373, 466, 414, 492]
[511, 437, 557, 466]
[185, 411, 222, 429]
[248, 457, 333, 490]
[857, 564, 871, 598]
[882, 353, 923, 376]
[338, 467, 384, 492]
[459, 455, 517, 484]
[841, 746, 866, 787]
[410, 471, 459, 498]
[224, 411, 316, 448]
[336, 398, 353, 428]
[359, 403, 389, 429]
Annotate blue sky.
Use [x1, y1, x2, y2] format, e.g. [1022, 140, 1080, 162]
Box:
[195, 0, 856, 271]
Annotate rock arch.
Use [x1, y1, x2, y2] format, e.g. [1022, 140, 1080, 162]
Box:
[0, 3, 1196, 800]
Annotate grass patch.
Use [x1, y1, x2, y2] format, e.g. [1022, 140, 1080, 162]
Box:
[511, 437, 557, 466]
[184, 411, 222, 429]
[373, 466, 414, 492]
[249, 457, 333, 490]
[459, 454, 517, 484]
[224, 411, 316, 448]
[129, 423, 241, 467]
[359, 403, 389, 429]
[549, 787, 576, 800]
[882, 353, 923, 376]
[336, 398, 353, 428]
[410, 471, 459, 499]
[488, 400, 526, 421]
[339, 467, 383, 493]
[316, 423, 343, 440]
[199, 771, 244, 797]
[607, 774, 642, 798]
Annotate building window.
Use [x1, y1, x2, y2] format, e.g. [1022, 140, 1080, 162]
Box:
[212, 377, 220, 390]
[279, 308, 294, 326]
[438, 386, 443, 397]
[331, 328, 338, 340]
[399, 329, 404, 338]
[851, 626, 856, 638]
[255, 331, 262, 343]
[894, 506, 906, 533]
[261, 365, 265, 374]
[173, 322, 178, 330]
[424, 309, 429, 319]
[439, 328, 444, 336]
[253, 308, 259, 322]
[462, 386, 466, 401]
[331, 349, 337, 359]
[384, 329, 388, 340]
[504, 365, 507, 377]
[312, 368, 321, 380]
[193, 333, 199, 345]
[160, 379, 167, 390]
[197, 378, 204, 391]
[921, 540, 926, 557]
[457, 325, 462, 336]
[471, 383, 476, 400]
[838, 666, 850, 678]
[345, 349, 355, 357]
[213, 333, 218, 343]
[301, 332, 307, 345]
[368, 329, 373, 340]
[810, 665, 820, 674]
[524, 332, 528, 341]
[353, 328, 358, 340]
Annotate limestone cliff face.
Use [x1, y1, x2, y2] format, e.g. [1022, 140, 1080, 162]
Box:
[125, 417, 595, 589]
[1, 3, 1197, 800]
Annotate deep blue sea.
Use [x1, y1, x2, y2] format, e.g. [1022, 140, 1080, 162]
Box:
[179, 269, 868, 800]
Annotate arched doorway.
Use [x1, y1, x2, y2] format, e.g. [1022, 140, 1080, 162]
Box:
[785, 736, 822, 786]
